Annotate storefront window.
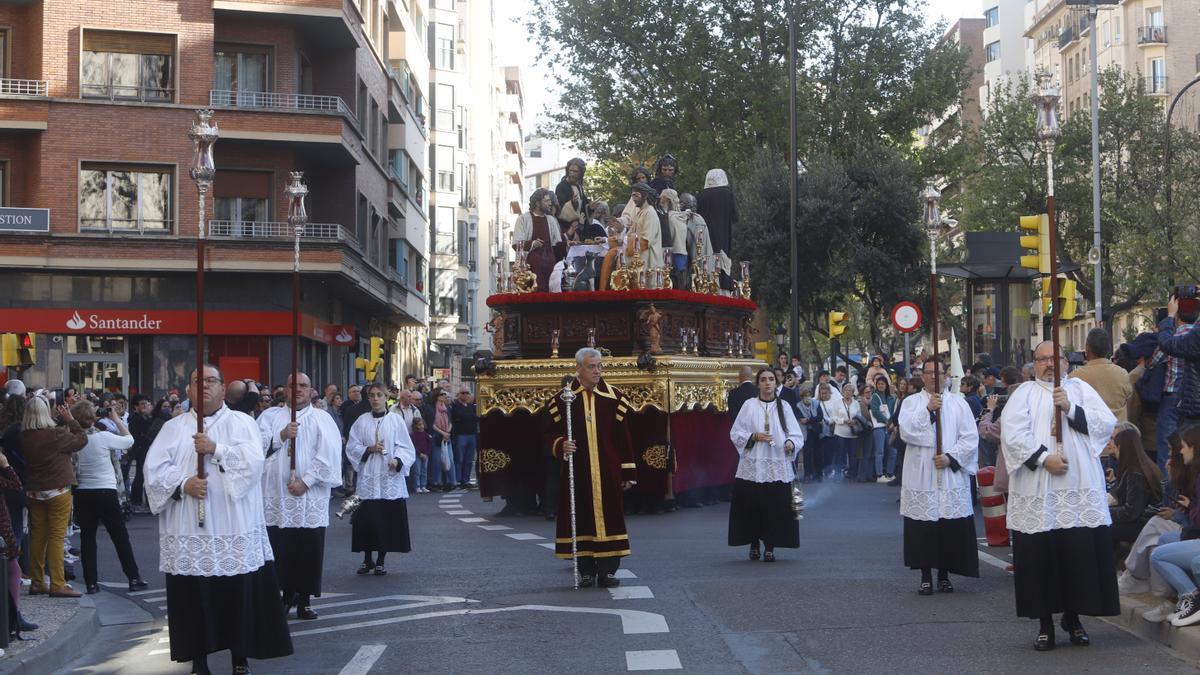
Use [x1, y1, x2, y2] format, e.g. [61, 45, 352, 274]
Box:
[67, 335, 126, 354]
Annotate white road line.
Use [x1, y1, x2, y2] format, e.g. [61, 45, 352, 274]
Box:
[128, 588, 161, 597]
[309, 595, 474, 611]
[292, 600, 469, 624]
[157, 637, 170, 644]
[148, 648, 171, 656]
[626, 649, 681, 671]
[478, 524, 512, 531]
[290, 604, 669, 637]
[157, 605, 167, 611]
[140, 595, 167, 603]
[458, 517, 487, 523]
[538, 543, 557, 550]
[438, 499, 460, 503]
[608, 586, 654, 600]
[505, 533, 544, 541]
[613, 570, 637, 579]
[338, 644, 387, 675]
[446, 510, 473, 515]
[978, 548, 1011, 571]
[438, 504, 460, 509]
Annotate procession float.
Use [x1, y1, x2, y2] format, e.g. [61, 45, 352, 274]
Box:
[473, 241, 767, 512]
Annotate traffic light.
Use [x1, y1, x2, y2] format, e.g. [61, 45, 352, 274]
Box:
[1058, 279, 1077, 320]
[1019, 214, 1051, 274]
[828, 311, 849, 338]
[0, 334, 17, 367]
[365, 336, 384, 382]
[1040, 278, 1053, 316]
[754, 341, 771, 363]
[17, 333, 34, 367]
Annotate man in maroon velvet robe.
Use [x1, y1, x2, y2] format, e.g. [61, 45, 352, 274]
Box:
[543, 348, 637, 588]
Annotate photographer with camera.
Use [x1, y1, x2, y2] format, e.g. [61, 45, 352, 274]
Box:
[1149, 286, 1200, 469]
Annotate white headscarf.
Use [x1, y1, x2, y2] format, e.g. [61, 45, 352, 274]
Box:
[704, 169, 729, 189]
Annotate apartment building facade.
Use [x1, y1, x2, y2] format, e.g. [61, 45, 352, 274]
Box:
[0, 0, 430, 397]
[424, 0, 524, 383]
[979, 0, 1031, 114]
[1025, 0, 1200, 128]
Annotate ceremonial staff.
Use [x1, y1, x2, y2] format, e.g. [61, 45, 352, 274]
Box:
[189, 110, 217, 528]
[1033, 69, 1065, 453]
[561, 385, 579, 590]
[284, 172, 309, 482]
[921, 184, 944, 487]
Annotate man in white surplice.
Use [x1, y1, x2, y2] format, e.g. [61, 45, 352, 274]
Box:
[257, 372, 342, 621]
[144, 365, 291, 674]
[899, 358, 980, 595]
[1001, 340, 1119, 650]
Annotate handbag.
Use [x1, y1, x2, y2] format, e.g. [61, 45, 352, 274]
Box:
[440, 439, 453, 472]
[1136, 360, 1166, 406]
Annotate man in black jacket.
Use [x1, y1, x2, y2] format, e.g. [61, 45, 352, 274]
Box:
[126, 394, 162, 510]
[727, 366, 757, 421]
[1156, 294, 1200, 429]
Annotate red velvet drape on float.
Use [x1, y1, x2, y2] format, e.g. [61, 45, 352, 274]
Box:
[478, 409, 737, 500]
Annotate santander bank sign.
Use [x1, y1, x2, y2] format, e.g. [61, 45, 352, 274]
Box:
[66, 310, 164, 331]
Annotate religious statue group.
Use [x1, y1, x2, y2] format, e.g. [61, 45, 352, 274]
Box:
[510, 156, 738, 294]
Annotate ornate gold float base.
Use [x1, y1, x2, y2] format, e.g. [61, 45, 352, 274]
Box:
[478, 356, 765, 416]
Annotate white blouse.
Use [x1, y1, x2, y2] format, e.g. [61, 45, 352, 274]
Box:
[898, 390, 978, 521]
[76, 429, 133, 491]
[257, 405, 343, 529]
[144, 405, 273, 577]
[1000, 378, 1116, 534]
[730, 397, 804, 483]
[346, 411, 417, 500]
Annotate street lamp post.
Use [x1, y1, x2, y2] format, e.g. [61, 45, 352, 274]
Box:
[787, 0, 800, 359]
[775, 323, 787, 357]
[188, 109, 218, 527]
[921, 184, 943, 468]
[284, 171, 309, 483]
[1033, 68, 1065, 451]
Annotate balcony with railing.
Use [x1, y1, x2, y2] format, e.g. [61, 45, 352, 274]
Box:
[0, 79, 49, 97]
[1137, 25, 1167, 46]
[207, 220, 356, 243]
[209, 90, 350, 115]
[1145, 75, 1168, 96]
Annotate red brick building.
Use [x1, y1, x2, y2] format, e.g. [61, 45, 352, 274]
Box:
[0, 0, 430, 397]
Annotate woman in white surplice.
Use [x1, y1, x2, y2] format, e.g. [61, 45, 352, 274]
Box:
[346, 383, 417, 576]
[728, 369, 803, 562]
[898, 358, 980, 595]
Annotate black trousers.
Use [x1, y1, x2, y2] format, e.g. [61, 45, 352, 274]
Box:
[128, 449, 149, 505]
[73, 489, 140, 586]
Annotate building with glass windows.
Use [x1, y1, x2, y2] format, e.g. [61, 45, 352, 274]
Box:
[0, 0, 432, 396]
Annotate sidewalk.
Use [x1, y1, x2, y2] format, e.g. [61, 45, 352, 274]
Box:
[1104, 592, 1200, 662]
[0, 592, 97, 675]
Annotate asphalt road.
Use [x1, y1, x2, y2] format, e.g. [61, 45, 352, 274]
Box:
[67, 481, 1199, 674]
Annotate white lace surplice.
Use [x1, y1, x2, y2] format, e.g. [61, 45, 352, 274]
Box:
[257, 405, 343, 529]
[143, 405, 273, 577]
[729, 398, 804, 483]
[1000, 378, 1116, 534]
[346, 412, 416, 500]
[898, 390, 979, 521]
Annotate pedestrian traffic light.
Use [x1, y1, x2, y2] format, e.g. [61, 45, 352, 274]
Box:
[1019, 214, 1051, 274]
[1058, 279, 1077, 320]
[828, 311, 849, 338]
[16, 333, 35, 367]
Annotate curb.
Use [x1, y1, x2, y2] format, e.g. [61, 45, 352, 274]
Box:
[0, 599, 100, 675]
[1101, 593, 1200, 662]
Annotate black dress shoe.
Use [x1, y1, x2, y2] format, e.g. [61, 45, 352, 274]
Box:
[1061, 621, 1089, 646]
[1034, 633, 1055, 651]
[938, 579, 954, 593]
[296, 606, 319, 620]
[918, 582, 933, 596]
[129, 578, 149, 592]
[86, 584, 100, 594]
[17, 618, 38, 632]
[598, 574, 621, 588]
[579, 574, 595, 588]
[356, 563, 372, 575]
